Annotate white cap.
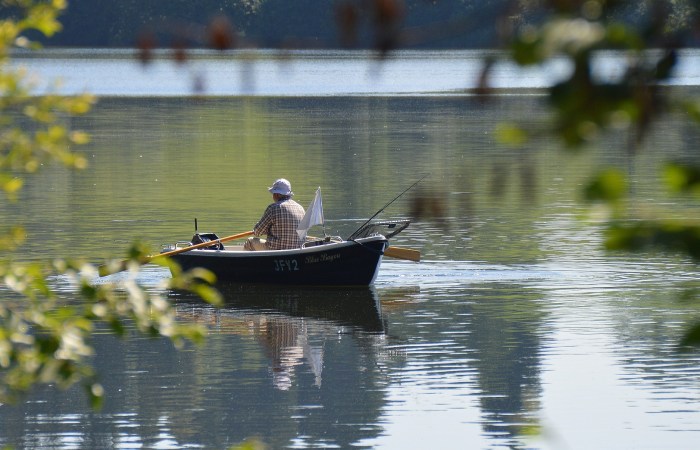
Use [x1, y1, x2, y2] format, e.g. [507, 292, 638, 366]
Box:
[268, 178, 293, 196]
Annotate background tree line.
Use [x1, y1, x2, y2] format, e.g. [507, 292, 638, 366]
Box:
[38, 0, 499, 49]
[11, 0, 697, 50]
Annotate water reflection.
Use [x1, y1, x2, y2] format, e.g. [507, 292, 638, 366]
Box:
[372, 283, 546, 449]
[3, 269, 700, 449]
[170, 285, 387, 391]
[0, 286, 403, 449]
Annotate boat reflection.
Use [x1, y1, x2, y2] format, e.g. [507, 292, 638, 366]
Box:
[170, 285, 386, 391]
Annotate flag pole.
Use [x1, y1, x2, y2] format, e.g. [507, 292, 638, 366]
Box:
[319, 187, 327, 238]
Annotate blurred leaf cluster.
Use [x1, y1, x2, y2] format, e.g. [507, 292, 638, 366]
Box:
[497, 0, 700, 347]
[506, 1, 685, 147]
[0, 0, 221, 407]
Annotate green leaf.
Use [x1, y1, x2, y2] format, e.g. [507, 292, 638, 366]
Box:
[108, 318, 126, 337]
[495, 123, 528, 146]
[684, 100, 700, 123]
[584, 169, 627, 203]
[664, 162, 700, 195]
[605, 221, 700, 260]
[192, 284, 224, 307]
[189, 268, 217, 285]
[228, 438, 266, 450]
[679, 323, 700, 349]
[20, 4, 63, 37]
[85, 382, 104, 410]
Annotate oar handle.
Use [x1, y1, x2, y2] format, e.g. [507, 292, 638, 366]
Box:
[99, 230, 254, 276]
[156, 230, 253, 259]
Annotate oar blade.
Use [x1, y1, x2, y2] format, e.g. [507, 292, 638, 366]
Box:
[384, 246, 420, 262]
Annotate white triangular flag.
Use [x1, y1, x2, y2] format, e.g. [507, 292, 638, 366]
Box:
[297, 187, 324, 242]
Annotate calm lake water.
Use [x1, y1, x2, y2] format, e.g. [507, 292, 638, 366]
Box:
[2, 49, 700, 449]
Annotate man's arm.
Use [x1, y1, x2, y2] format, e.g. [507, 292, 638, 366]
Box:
[253, 205, 274, 237]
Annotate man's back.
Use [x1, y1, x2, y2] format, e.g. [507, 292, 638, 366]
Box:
[254, 198, 305, 250]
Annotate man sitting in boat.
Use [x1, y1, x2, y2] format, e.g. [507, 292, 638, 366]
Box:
[244, 178, 306, 251]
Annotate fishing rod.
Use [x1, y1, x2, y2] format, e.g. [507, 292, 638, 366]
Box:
[348, 174, 428, 239]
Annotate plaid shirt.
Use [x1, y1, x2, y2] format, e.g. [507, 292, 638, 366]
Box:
[253, 198, 306, 250]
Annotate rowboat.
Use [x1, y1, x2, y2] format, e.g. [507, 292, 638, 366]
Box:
[164, 235, 387, 286]
[156, 187, 418, 286]
[160, 217, 413, 286]
[98, 187, 420, 283]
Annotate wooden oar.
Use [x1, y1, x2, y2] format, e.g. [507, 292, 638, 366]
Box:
[384, 246, 420, 262]
[158, 230, 254, 258]
[98, 230, 254, 276]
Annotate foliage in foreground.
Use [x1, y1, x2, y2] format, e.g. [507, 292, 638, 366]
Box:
[0, 0, 221, 408]
[496, 0, 700, 346]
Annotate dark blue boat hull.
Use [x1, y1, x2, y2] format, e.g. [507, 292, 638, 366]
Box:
[169, 236, 388, 286]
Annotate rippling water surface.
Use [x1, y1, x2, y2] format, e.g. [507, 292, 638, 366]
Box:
[2, 50, 700, 450]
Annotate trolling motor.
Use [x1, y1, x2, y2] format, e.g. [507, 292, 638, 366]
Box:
[191, 218, 224, 250]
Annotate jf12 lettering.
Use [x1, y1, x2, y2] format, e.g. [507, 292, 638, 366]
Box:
[273, 259, 299, 272]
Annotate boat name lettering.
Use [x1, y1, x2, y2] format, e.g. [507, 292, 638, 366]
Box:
[274, 259, 299, 272]
[305, 253, 340, 264]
